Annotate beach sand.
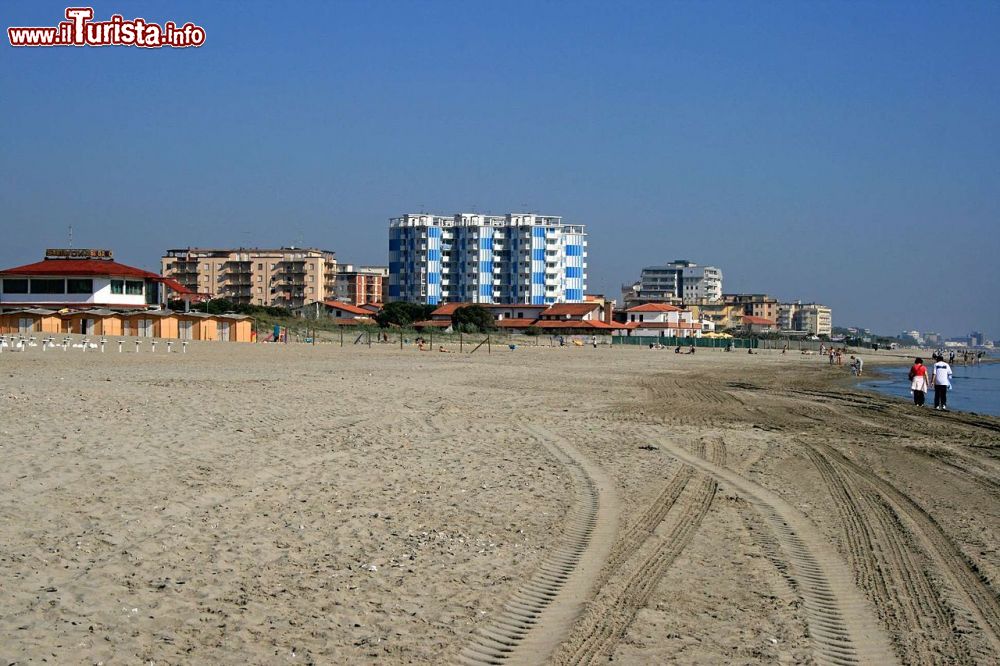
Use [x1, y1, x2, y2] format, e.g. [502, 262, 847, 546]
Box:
[1, 341, 998, 664]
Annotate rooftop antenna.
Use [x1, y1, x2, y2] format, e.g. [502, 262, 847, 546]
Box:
[68, 225, 73, 248]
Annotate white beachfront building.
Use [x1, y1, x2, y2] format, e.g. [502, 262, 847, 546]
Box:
[0, 249, 192, 312]
[623, 303, 714, 337]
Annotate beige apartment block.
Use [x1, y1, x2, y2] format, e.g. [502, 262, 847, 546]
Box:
[778, 301, 832, 336]
[161, 247, 337, 308]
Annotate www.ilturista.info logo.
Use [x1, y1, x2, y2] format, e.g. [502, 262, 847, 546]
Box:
[8, 7, 205, 48]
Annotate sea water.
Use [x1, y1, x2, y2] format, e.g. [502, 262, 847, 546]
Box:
[862, 359, 1000, 417]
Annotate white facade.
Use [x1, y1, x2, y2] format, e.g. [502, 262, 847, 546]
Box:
[0, 276, 151, 309]
[389, 213, 587, 305]
[628, 260, 723, 305]
[681, 266, 723, 301]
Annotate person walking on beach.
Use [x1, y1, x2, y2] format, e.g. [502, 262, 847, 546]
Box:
[850, 355, 863, 377]
[932, 354, 953, 411]
[909, 357, 930, 406]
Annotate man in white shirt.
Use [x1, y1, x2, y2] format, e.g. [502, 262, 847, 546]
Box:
[932, 355, 953, 410]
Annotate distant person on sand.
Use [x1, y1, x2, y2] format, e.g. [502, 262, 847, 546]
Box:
[932, 354, 953, 411]
[850, 355, 863, 377]
[909, 357, 930, 406]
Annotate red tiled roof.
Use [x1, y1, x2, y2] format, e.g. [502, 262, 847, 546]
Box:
[741, 315, 776, 326]
[495, 318, 538, 328]
[627, 303, 682, 313]
[322, 300, 371, 316]
[0, 258, 160, 279]
[625, 321, 676, 329]
[158, 277, 194, 295]
[540, 303, 601, 317]
[533, 319, 624, 330]
[429, 302, 470, 317]
[483, 304, 548, 311]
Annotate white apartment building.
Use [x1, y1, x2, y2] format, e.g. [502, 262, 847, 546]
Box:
[624, 260, 723, 306]
[388, 213, 587, 305]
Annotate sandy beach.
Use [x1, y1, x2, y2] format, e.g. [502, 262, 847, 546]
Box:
[2, 341, 998, 664]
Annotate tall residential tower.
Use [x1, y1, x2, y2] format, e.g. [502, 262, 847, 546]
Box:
[388, 213, 587, 305]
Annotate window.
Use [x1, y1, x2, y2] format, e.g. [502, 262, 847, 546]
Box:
[111, 279, 124, 294]
[257, 275, 262, 282]
[67, 278, 94, 294]
[125, 280, 144, 295]
[257, 263, 263, 270]
[2, 278, 28, 293]
[30, 278, 65, 294]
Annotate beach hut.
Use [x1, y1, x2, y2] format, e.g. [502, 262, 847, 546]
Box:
[121, 311, 161, 338]
[175, 312, 217, 341]
[59, 309, 125, 336]
[214, 314, 252, 342]
[148, 310, 179, 339]
[0, 308, 62, 334]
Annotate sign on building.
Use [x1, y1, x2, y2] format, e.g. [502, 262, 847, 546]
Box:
[44, 248, 114, 259]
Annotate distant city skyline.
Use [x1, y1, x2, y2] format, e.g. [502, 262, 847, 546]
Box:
[2, 1, 998, 339]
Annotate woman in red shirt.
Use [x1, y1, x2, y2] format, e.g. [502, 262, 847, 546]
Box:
[909, 357, 930, 406]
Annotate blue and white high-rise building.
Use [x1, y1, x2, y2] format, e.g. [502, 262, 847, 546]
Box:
[388, 213, 588, 305]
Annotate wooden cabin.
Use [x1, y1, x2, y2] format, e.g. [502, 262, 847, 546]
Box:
[0, 308, 62, 335]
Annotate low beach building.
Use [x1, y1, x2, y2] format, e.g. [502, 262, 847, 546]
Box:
[294, 300, 377, 326]
[622, 303, 713, 337]
[1, 248, 192, 312]
[0, 305, 252, 342]
[412, 301, 623, 333]
[740, 315, 779, 334]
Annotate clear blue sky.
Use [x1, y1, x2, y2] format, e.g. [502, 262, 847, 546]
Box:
[3, 1, 998, 338]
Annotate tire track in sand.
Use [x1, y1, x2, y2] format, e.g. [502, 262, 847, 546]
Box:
[657, 440, 898, 666]
[456, 425, 618, 666]
[809, 443, 1000, 662]
[554, 437, 723, 665]
[804, 445, 969, 663]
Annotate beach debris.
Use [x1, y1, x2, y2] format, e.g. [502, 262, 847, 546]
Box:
[638, 444, 659, 451]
